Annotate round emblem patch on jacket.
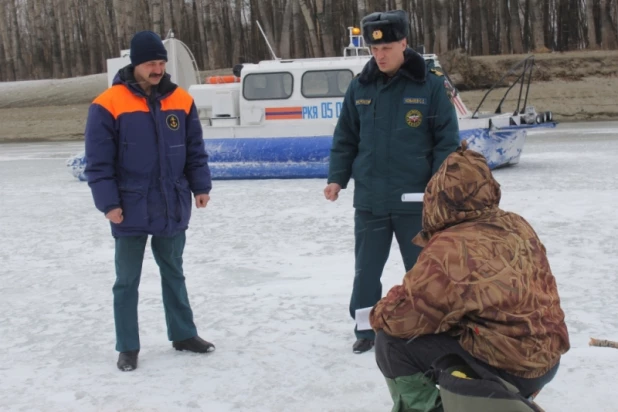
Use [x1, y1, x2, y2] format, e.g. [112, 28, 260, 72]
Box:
[405, 109, 422, 127]
[166, 114, 179, 131]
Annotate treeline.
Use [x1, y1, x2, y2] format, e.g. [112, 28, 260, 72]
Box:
[0, 0, 617, 81]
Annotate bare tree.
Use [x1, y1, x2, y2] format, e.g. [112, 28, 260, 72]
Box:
[96, 0, 116, 58]
[447, 0, 464, 51]
[407, 0, 423, 50]
[485, 0, 500, 54]
[422, 0, 434, 51]
[432, 0, 449, 54]
[498, 0, 511, 53]
[469, 0, 483, 54]
[509, 0, 525, 53]
[86, 0, 102, 73]
[54, 0, 70, 77]
[279, 0, 293, 58]
[358, 0, 367, 17]
[112, 0, 126, 52]
[529, 0, 546, 50]
[161, 0, 171, 35]
[167, 0, 176, 37]
[586, 0, 598, 47]
[480, 0, 491, 54]
[257, 0, 279, 56]
[297, 0, 322, 57]
[600, 0, 618, 48]
[138, 0, 151, 30]
[292, 0, 304, 57]
[231, 0, 244, 62]
[205, 1, 217, 69]
[24, 0, 38, 78]
[71, 0, 85, 75]
[7, 0, 26, 79]
[316, 0, 336, 56]
[124, 1, 135, 39]
[0, 0, 15, 81]
[45, 0, 62, 77]
[194, 0, 208, 68]
[4, 0, 618, 81]
[152, 0, 162, 35]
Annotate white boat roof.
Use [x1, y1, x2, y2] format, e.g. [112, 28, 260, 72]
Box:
[241, 57, 370, 72]
[239, 52, 441, 73]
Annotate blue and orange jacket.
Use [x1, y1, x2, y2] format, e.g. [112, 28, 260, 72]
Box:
[84, 65, 211, 237]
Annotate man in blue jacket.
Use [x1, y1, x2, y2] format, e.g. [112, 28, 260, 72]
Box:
[324, 10, 460, 354]
[85, 31, 214, 371]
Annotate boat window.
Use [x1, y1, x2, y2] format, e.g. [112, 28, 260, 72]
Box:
[243, 72, 293, 100]
[301, 70, 354, 98]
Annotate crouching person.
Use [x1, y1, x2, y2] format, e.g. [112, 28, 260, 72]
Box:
[369, 142, 570, 411]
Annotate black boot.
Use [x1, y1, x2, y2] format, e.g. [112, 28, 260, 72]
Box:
[353, 338, 375, 354]
[173, 336, 215, 353]
[117, 350, 139, 371]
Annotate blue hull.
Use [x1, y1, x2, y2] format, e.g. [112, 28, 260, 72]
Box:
[67, 125, 540, 181]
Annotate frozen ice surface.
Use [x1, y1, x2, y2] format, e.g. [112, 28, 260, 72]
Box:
[1, 121, 617, 411]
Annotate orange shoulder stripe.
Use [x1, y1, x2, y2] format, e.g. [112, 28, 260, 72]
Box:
[160, 88, 194, 115]
[93, 85, 149, 119]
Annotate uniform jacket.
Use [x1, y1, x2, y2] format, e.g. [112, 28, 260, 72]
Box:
[370, 144, 570, 378]
[327, 48, 460, 215]
[84, 65, 211, 237]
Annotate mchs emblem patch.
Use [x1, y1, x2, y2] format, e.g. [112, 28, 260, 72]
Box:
[166, 114, 180, 131]
[405, 109, 422, 128]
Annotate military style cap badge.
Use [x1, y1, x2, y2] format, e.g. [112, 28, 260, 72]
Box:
[372, 30, 383, 40]
[166, 114, 179, 131]
[405, 109, 423, 128]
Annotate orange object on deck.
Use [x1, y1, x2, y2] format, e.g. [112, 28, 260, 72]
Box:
[205, 75, 241, 84]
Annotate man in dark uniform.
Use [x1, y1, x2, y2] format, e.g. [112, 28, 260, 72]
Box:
[324, 10, 460, 354]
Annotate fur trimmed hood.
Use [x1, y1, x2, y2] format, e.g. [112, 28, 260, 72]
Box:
[358, 48, 427, 85]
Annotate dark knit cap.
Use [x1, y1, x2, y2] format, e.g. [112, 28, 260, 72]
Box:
[361, 10, 409, 45]
[130, 31, 168, 67]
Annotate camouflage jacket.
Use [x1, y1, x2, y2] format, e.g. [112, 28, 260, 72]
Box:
[370, 144, 570, 378]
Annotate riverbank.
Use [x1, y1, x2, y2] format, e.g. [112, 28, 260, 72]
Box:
[1, 50, 616, 142]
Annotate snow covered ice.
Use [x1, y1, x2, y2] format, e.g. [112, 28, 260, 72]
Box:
[1, 121, 618, 411]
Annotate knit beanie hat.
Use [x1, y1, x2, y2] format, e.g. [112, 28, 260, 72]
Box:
[130, 31, 168, 67]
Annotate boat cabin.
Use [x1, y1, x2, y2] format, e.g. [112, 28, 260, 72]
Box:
[188, 27, 468, 135]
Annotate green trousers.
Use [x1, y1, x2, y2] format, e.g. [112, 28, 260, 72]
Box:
[350, 210, 423, 340]
[113, 231, 197, 352]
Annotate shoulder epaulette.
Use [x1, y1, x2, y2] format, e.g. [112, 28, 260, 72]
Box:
[430, 68, 444, 77]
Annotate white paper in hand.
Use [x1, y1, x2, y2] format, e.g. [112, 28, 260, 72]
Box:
[355, 307, 373, 331]
[401, 193, 424, 202]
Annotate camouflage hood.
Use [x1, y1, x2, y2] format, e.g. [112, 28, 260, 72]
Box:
[413, 141, 502, 247]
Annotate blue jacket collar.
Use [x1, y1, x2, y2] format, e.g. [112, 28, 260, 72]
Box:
[112, 65, 177, 99]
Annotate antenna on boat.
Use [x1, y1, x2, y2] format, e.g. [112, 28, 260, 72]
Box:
[256, 20, 280, 60]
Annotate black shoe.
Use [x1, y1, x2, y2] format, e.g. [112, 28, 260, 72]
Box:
[172, 336, 215, 353]
[353, 338, 374, 354]
[117, 350, 139, 371]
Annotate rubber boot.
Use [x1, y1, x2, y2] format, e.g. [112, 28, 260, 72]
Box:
[385, 373, 443, 412]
